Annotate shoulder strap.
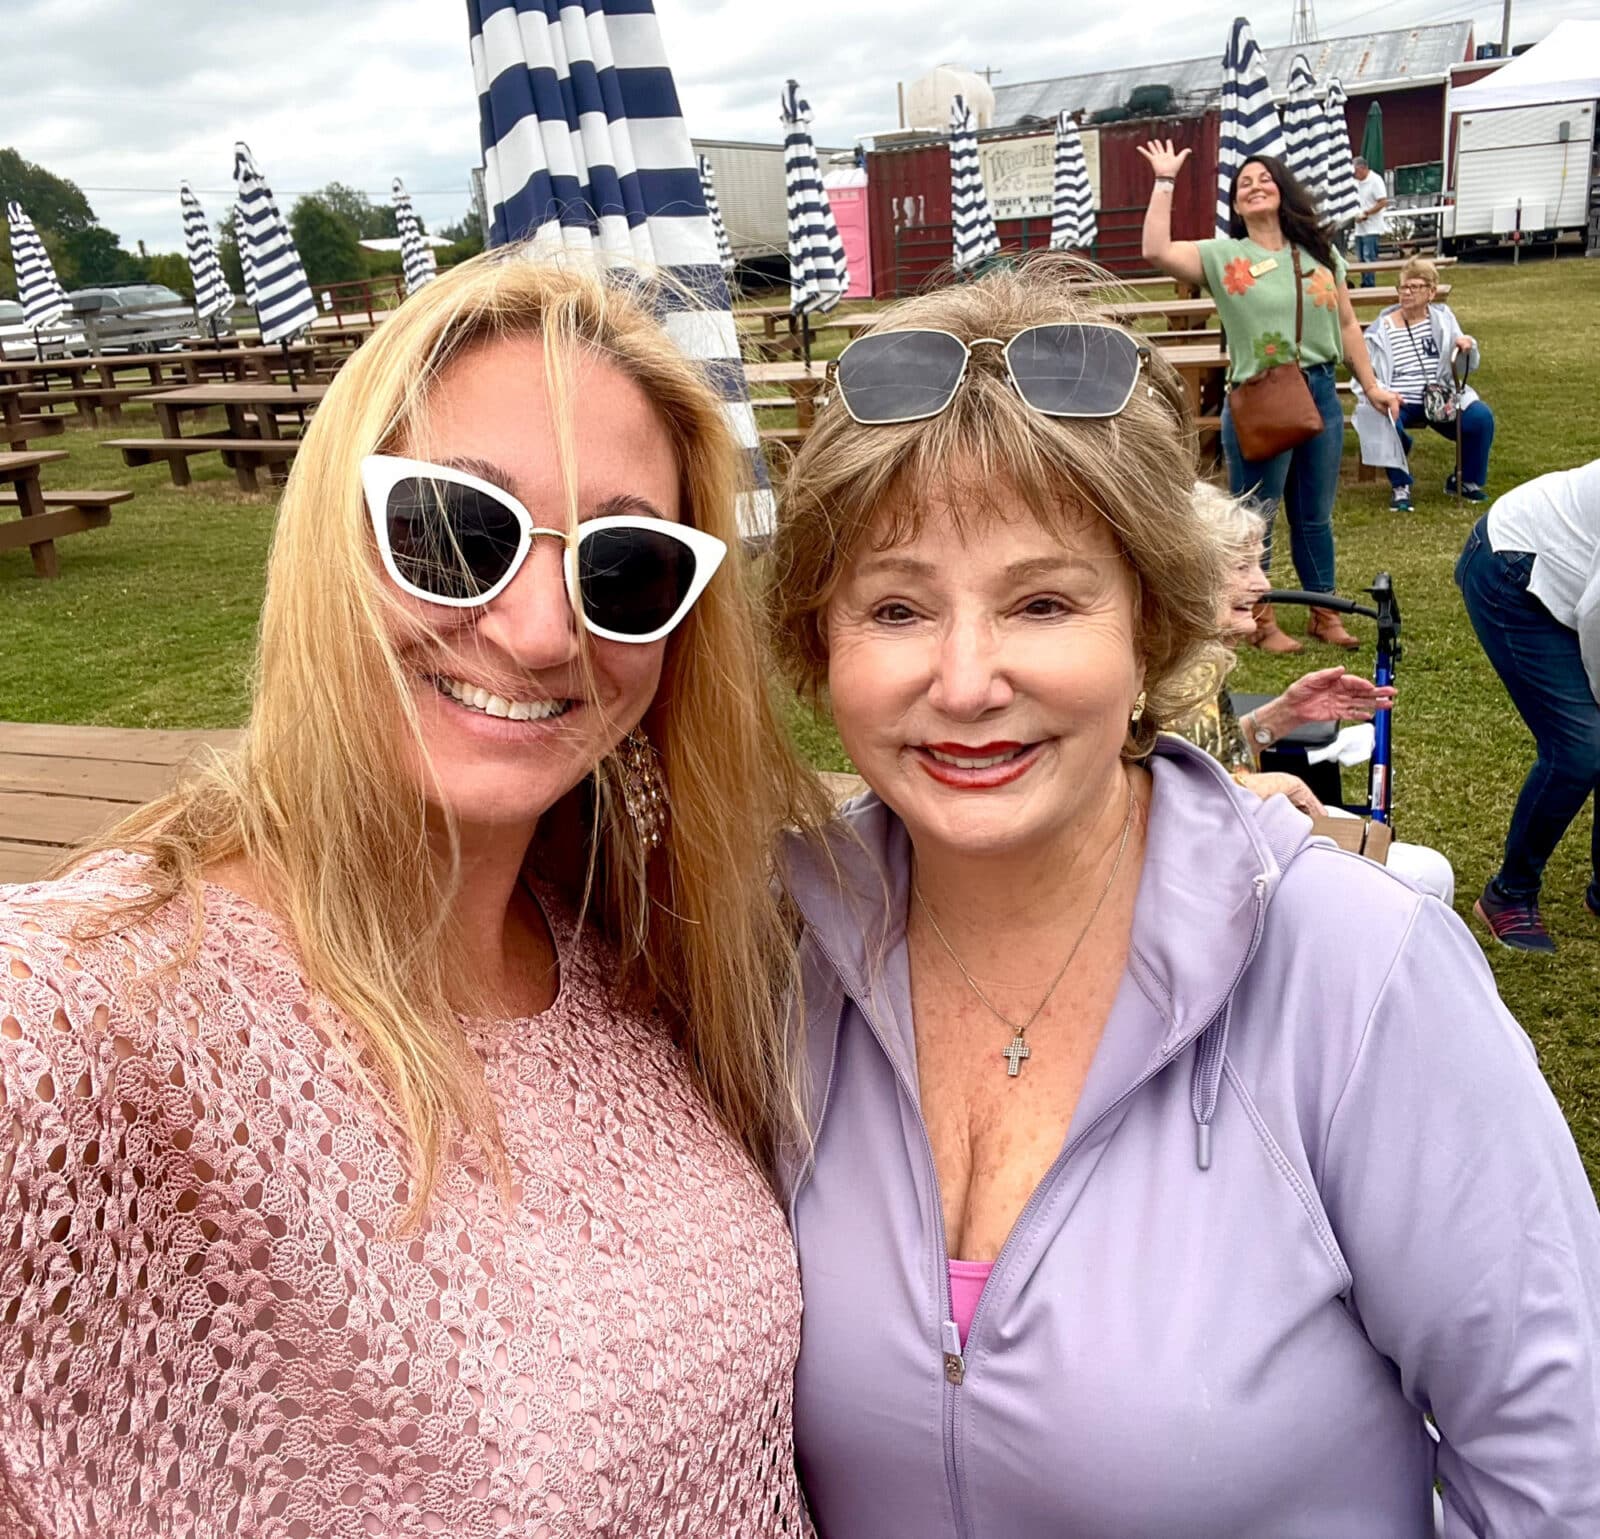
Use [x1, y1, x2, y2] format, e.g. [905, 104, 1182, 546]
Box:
[1291, 247, 1305, 356]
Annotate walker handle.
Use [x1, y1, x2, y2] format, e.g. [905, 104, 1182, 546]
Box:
[1262, 589, 1380, 620]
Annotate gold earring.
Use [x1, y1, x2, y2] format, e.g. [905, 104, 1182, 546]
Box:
[1130, 691, 1148, 727]
[616, 730, 669, 852]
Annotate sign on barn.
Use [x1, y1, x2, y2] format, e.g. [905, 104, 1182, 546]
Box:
[977, 130, 1101, 219]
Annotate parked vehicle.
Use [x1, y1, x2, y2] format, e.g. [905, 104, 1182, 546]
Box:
[63, 283, 199, 352]
[0, 297, 87, 360]
[1445, 99, 1597, 252]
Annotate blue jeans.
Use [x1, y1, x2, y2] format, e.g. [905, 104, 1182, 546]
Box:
[1387, 399, 1495, 490]
[1221, 362, 1343, 593]
[1354, 233, 1379, 285]
[1455, 517, 1600, 904]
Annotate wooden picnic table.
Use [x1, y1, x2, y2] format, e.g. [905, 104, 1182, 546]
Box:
[0, 383, 65, 451]
[0, 449, 73, 578]
[124, 380, 326, 491]
[0, 721, 240, 883]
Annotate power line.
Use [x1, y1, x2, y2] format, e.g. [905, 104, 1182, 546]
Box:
[70, 185, 467, 198]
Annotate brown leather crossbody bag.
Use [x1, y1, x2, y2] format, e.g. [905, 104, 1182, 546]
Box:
[1226, 248, 1324, 461]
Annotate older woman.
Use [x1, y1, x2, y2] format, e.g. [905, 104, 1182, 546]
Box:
[1353, 254, 1495, 510]
[1139, 144, 1401, 653]
[0, 257, 825, 1536]
[772, 260, 1600, 1537]
[1175, 481, 1455, 904]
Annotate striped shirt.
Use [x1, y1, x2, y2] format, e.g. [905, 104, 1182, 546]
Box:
[1386, 315, 1439, 404]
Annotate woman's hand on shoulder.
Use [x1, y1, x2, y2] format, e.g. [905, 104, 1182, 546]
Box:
[1237, 772, 1325, 818]
[1136, 140, 1191, 180]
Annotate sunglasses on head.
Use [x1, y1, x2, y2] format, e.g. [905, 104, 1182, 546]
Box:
[828, 323, 1150, 426]
[360, 455, 727, 644]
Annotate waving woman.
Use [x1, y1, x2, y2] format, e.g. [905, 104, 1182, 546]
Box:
[1139, 141, 1401, 653]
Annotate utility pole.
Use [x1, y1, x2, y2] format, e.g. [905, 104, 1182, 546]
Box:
[1290, 0, 1319, 47]
[978, 66, 1003, 84]
[1500, 0, 1512, 57]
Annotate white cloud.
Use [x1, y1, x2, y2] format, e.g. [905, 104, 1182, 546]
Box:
[0, 0, 1585, 254]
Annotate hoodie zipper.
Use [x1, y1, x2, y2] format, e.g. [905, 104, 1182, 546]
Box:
[801, 871, 1271, 1539]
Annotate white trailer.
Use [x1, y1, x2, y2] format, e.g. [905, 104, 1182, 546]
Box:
[1446, 99, 1596, 249]
[691, 139, 849, 268]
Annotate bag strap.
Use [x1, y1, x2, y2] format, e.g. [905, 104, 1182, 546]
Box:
[1291, 247, 1305, 360]
[1400, 315, 1443, 383]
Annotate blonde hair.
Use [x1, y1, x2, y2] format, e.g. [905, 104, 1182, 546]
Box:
[1190, 480, 1266, 565]
[66, 250, 830, 1214]
[1398, 256, 1440, 290]
[770, 255, 1227, 756]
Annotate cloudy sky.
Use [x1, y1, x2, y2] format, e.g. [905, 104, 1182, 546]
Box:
[1, 0, 1587, 253]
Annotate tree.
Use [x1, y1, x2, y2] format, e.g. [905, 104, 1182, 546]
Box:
[144, 252, 193, 296]
[437, 207, 483, 252]
[216, 210, 244, 296]
[0, 148, 95, 235]
[61, 225, 145, 287]
[289, 196, 364, 285]
[316, 181, 398, 240]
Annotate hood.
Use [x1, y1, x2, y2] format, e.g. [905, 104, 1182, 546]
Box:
[782, 735, 1322, 1167]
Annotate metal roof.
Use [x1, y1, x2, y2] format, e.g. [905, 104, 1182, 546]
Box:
[994, 22, 1476, 125]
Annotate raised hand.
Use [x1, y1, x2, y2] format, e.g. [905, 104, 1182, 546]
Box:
[1136, 140, 1192, 181]
[1279, 666, 1396, 726]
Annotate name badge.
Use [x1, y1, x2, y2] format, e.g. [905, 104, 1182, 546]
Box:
[1248, 257, 1278, 277]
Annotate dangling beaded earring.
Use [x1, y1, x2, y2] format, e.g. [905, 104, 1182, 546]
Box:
[616, 730, 669, 852]
[1130, 691, 1148, 728]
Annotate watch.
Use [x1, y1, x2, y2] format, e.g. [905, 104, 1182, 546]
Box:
[1247, 714, 1274, 747]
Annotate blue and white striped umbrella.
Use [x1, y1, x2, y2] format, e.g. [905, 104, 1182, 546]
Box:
[1320, 79, 1363, 230]
[1281, 55, 1325, 205]
[5, 202, 67, 333]
[949, 94, 1000, 273]
[467, 0, 770, 534]
[697, 154, 735, 277]
[1049, 111, 1096, 252]
[232, 143, 317, 345]
[1214, 17, 1287, 237]
[179, 182, 233, 325]
[392, 177, 438, 296]
[782, 80, 848, 319]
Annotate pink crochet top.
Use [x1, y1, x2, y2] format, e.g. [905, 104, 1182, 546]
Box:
[0, 854, 807, 1538]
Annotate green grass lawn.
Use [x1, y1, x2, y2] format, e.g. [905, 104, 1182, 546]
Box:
[7, 256, 1600, 1184]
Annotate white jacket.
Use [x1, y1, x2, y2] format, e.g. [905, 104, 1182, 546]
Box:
[1351, 303, 1482, 470]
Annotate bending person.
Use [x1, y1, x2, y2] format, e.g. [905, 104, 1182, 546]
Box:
[771, 258, 1600, 1538]
[1176, 481, 1455, 903]
[1458, 456, 1600, 954]
[1139, 141, 1401, 653]
[1352, 256, 1495, 511]
[0, 256, 825, 1535]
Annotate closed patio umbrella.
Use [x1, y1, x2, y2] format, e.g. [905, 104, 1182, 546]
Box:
[467, 0, 771, 534]
[949, 94, 1000, 273]
[392, 178, 438, 297]
[6, 201, 68, 355]
[232, 142, 318, 389]
[1360, 101, 1385, 175]
[1214, 16, 1286, 236]
[1282, 54, 1325, 204]
[1321, 79, 1363, 231]
[782, 78, 849, 365]
[179, 182, 233, 337]
[697, 154, 735, 278]
[1049, 111, 1096, 252]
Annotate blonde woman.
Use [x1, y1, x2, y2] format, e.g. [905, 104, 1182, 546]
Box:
[771, 258, 1600, 1536]
[0, 256, 826, 1536]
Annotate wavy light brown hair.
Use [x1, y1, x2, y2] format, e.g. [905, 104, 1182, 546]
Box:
[66, 250, 830, 1213]
[770, 255, 1227, 757]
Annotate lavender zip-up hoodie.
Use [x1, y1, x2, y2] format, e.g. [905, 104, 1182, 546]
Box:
[781, 737, 1600, 1538]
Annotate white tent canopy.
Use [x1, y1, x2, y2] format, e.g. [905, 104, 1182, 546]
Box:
[1451, 20, 1600, 112]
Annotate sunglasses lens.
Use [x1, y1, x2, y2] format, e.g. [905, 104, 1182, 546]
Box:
[1007, 326, 1142, 417]
[576, 525, 698, 638]
[837, 331, 969, 423]
[383, 476, 522, 601]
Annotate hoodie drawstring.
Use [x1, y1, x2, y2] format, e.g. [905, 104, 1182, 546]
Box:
[1190, 1004, 1233, 1171]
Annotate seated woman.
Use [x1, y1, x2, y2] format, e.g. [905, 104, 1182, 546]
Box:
[1352, 255, 1495, 511]
[1174, 481, 1456, 903]
[0, 256, 826, 1535]
[770, 257, 1600, 1537]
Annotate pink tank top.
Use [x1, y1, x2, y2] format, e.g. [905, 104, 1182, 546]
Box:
[948, 1260, 994, 1347]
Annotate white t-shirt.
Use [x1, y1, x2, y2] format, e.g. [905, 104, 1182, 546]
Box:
[1353, 173, 1387, 236]
[1487, 458, 1600, 703]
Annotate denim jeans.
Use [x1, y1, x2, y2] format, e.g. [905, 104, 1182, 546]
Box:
[1221, 362, 1343, 594]
[1353, 233, 1379, 286]
[1455, 517, 1600, 904]
[1387, 399, 1495, 490]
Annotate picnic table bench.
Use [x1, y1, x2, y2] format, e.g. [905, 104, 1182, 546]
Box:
[0, 450, 132, 579]
[0, 383, 65, 451]
[113, 380, 326, 491]
[0, 721, 239, 883]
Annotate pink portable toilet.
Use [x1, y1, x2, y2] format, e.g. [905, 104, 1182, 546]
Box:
[824, 166, 873, 299]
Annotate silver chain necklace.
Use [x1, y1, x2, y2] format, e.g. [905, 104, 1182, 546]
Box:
[912, 779, 1135, 1079]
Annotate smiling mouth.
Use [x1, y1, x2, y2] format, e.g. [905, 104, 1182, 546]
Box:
[923, 743, 1032, 770]
[430, 673, 574, 722]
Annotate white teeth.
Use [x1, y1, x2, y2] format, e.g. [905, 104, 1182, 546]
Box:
[433, 676, 572, 722]
[926, 747, 1025, 770]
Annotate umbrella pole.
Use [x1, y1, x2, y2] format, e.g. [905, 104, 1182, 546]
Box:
[801, 311, 812, 369]
[283, 339, 297, 393]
